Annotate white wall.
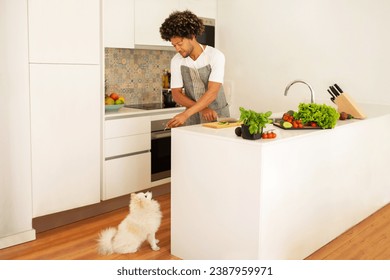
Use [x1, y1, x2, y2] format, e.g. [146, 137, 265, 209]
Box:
[217, 0, 390, 117]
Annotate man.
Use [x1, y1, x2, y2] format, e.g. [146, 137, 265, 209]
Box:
[160, 10, 230, 127]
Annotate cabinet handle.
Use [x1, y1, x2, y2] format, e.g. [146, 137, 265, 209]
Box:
[105, 150, 150, 161]
[151, 131, 171, 140]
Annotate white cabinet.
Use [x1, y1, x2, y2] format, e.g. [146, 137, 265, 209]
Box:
[103, 116, 151, 200]
[104, 0, 216, 48]
[134, 0, 179, 47]
[28, 0, 100, 64]
[179, 0, 217, 19]
[0, 0, 36, 249]
[30, 64, 101, 217]
[103, 0, 135, 48]
[28, 0, 101, 217]
[105, 153, 151, 200]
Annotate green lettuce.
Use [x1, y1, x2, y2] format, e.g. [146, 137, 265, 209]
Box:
[293, 103, 340, 129]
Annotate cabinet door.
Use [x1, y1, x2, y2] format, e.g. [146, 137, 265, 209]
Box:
[179, 0, 216, 19]
[30, 64, 101, 217]
[104, 153, 151, 200]
[103, 0, 135, 48]
[105, 134, 150, 158]
[28, 0, 100, 64]
[105, 116, 150, 139]
[0, 0, 36, 247]
[134, 0, 179, 47]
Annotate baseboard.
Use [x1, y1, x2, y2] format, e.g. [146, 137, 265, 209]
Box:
[33, 183, 170, 233]
[0, 229, 36, 249]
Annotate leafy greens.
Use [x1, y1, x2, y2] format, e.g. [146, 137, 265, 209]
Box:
[239, 107, 273, 134]
[293, 103, 340, 129]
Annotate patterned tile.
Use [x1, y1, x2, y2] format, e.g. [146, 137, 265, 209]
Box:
[105, 48, 175, 104]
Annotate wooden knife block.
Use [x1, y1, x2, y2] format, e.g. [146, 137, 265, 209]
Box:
[334, 93, 366, 119]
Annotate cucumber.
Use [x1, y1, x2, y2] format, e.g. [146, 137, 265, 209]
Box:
[282, 121, 293, 129]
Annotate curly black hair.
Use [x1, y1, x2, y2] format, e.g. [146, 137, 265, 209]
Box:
[160, 10, 204, 41]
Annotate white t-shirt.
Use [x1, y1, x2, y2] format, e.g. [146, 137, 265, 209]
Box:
[170, 45, 225, 89]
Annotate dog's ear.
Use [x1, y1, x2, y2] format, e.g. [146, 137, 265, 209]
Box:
[130, 193, 140, 207]
[130, 193, 136, 204]
[130, 192, 144, 211]
[145, 192, 152, 200]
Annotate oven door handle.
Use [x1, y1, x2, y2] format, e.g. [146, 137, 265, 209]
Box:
[151, 131, 171, 140]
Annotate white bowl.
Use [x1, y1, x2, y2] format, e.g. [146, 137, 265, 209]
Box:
[105, 104, 124, 111]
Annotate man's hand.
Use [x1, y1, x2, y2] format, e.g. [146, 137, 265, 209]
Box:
[200, 108, 218, 122]
[166, 111, 190, 128]
[166, 108, 217, 128]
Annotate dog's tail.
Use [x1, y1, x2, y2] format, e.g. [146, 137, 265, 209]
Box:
[97, 227, 117, 255]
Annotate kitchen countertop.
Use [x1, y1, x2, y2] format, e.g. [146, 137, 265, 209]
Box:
[172, 103, 390, 144]
[105, 106, 185, 120]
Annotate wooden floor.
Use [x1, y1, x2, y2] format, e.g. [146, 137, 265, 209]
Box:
[0, 193, 179, 260]
[1, 193, 389, 260]
[306, 203, 390, 260]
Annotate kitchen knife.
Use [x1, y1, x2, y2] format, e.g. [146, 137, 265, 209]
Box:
[329, 86, 340, 97]
[334, 84, 343, 95]
[327, 89, 336, 103]
[327, 89, 336, 98]
[217, 117, 239, 123]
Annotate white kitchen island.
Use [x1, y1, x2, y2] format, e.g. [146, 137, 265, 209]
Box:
[171, 104, 390, 259]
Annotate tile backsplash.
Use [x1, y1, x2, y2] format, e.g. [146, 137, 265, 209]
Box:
[105, 48, 175, 105]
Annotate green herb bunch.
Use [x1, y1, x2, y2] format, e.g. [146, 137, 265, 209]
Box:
[293, 103, 340, 129]
[239, 107, 273, 134]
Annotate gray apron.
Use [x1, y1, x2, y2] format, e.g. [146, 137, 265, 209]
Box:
[180, 57, 230, 125]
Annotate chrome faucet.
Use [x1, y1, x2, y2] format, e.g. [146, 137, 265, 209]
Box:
[284, 80, 315, 103]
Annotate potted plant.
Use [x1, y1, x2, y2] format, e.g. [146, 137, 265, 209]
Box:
[239, 107, 273, 140]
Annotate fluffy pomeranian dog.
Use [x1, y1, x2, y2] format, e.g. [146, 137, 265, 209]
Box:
[97, 192, 162, 255]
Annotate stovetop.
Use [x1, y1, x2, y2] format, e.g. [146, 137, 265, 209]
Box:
[125, 103, 177, 110]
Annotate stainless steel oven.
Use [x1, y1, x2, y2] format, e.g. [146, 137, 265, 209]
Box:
[151, 119, 171, 182]
[197, 17, 215, 47]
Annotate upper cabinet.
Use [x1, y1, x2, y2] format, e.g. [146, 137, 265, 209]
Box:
[103, 0, 216, 49]
[179, 0, 217, 19]
[134, 0, 179, 47]
[28, 0, 100, 64]
[103, 0, 135, 49]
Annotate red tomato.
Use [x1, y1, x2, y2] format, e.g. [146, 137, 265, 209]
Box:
[110, 93, 119, 100]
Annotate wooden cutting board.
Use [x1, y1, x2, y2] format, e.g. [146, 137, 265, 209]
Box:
[202, 121, 242, 129]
